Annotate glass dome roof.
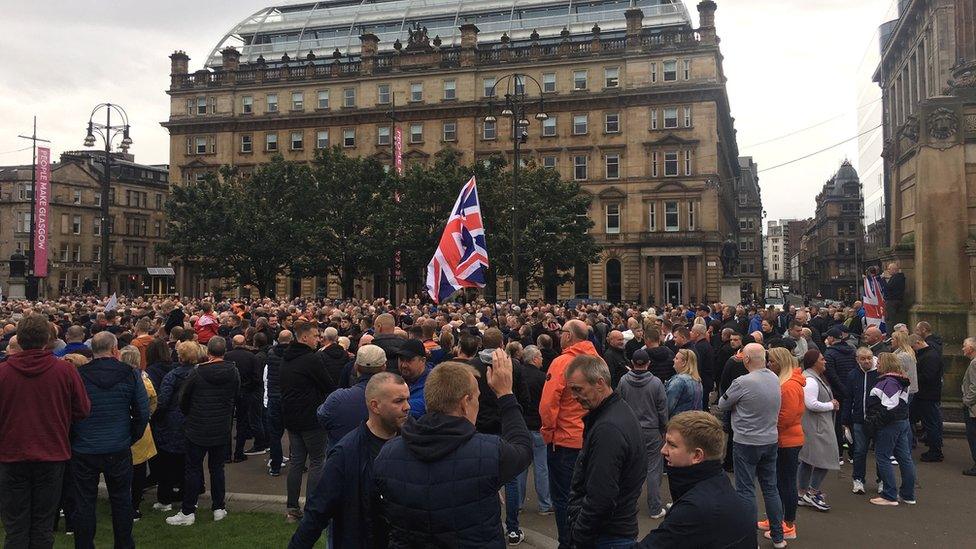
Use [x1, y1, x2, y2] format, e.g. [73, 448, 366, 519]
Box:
[206, 0, 691, 67]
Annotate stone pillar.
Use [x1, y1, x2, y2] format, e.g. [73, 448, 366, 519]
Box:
[460, 24, 479, 68]
[653, 256, 662, 306]
[697, 256, 705, 304]
[682, 256, 690, 304]
[640, 255, 649, 306]
[169, 50, 189, 88]
[220, 47, 240, 84]
[697, 1, 718, 44]
[360, 33, 379, 75]
[624, 8, 643, 48]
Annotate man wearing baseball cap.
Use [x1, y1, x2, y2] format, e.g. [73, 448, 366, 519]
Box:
[317, 345, 390, 449]
[396, 339, 433, 418]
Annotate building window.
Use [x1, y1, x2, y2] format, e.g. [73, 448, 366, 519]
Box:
[651, 152, 659, 177]
[605, 154, 620, 179]
[94, 218, 101, 236]
[241, 96, 253, 114]
[17, 211, 30, 233]
[377, 126, 391, 146]
[72, 215, 81, 235]
[290, 131, 304, 150]
[542, 155, 557, 169]
[542, 72, 556, 93]
[604, 67, 620, 88]
[266, 93, 278, 113]
[483, 120, 496, 140]
[605, 113, 620, 133]
[684, 106, 692, 127]
[73, 245, 81, 263]
[264, 133, 278, 152]
[60, 243, 69, 262]
[73, 190, 82, 205]
[410, 82, 423, 102]
[688, 201, 696, 231]
[573, 114, 588, 135]
[648, 203, 657, 231]
[317, 90, 330, 109]
[343, 128, 356, 147]
[664, 107, 678, 128]
[574, 155, 588, 180]
[514, 75, 525, 95]
[377, 85, 390, 105]
[605, 204, 621, 234]
[93, 245, 101, 262]
[195, 137, 207, 155]
[664, 152, 679, 176]
[663, 60, 677, 81]
[573, 70, 588, 90]
[409, 123, 423, 144]
[684, 151, 692, 175]
[240, 134, 252, 153]
[650, 62, 657, 83]
[196, 97, 207, 115]
[442, 121, 457, 142]
[343, 88, 356, 107]
[683, 59, 691, 80]
[154, 221, 162, 237]
[443, 79, 456, 100]
[650, 109, 658, 130]
[484, 77, 496, 98]
[665, 201, 679, 231]
[316, 130, 329, 149]
[291, 91, 304, 111]
[18, 184, 33, 201]
[542, 116, 556, 137]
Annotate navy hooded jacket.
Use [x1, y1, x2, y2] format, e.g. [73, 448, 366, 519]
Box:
[72, 357, 149, 455]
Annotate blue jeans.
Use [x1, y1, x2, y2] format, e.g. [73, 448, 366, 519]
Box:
[594, 536, 635, 548]
[266, 396, 284, 471]
[732, 442, 783, 543]
[71, 450, 135, 549]
[914, 399, 943, 453]
[851, 423, 876, 484]
[875, 420, 916, 502]
[504, 474, 524, 532]
[547, 445, 579, 549]
[776, 446, 800, 523]
[530, 431, 552, 511]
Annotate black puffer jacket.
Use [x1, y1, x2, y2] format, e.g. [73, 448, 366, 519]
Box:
[915, 345, 944, 401]
[568, 393, 646, 547]
[225, 346, 261, 396]
[646, 346, 676, 384]
[824, 342, 856, 401]
[319, 343, 350, 385]
[265, 344, 286, 400]
[372, 334, 404, 373]
[281, 342, 337, 432]
[179, 360, 240, 447]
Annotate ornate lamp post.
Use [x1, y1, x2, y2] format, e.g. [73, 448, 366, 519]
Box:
[83, 103, 132, 296]
[484, 74, 548, 301]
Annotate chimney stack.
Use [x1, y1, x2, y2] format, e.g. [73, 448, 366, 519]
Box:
[697, 1, 718, 44]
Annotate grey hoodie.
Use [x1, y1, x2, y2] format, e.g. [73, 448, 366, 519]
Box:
[616, 369, 668, 435]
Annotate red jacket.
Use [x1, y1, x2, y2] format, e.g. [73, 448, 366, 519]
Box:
[539, 340, 599, 449]
[0, 349, 91, 462]
[194, 313, 220, 344]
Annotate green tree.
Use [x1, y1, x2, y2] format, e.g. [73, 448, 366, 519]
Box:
[160, 156, 316, 297]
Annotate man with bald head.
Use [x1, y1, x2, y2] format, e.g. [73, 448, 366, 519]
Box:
[264, 329, 292, 476]
[226, 333, 264, 460]
[55, 324, 93, 359]
[863, 326, 890, 356]
[603, 330, 629, 389]
[371, 313, 404, 373]
[540, 318, 599, 549]
[718, 343, 785, 547]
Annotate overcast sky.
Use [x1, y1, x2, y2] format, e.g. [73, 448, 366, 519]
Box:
[0, 0, 895, 223]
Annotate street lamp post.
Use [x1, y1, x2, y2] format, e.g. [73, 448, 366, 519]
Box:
[83, 103, 132, 297]
[485, 74, 548, 301]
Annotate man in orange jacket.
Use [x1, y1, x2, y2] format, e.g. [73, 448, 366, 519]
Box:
[540, 318, 598, 549]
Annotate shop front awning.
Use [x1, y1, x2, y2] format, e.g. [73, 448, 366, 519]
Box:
[147, 267, 176, 276]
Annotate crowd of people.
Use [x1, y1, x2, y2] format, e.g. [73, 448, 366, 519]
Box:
[0, 292, 972, 548]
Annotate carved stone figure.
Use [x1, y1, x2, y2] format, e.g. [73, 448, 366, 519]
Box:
[720, 234, 739, 277]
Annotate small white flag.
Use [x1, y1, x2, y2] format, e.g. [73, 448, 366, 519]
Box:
[105, 293, 118, 312]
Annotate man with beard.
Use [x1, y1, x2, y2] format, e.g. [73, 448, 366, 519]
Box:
[289, 372, 411, 548]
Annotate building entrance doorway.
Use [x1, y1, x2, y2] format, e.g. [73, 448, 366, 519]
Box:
[665, 278, 683, 306]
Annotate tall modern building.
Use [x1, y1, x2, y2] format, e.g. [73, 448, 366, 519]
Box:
[164, 0, 749, 304]
[764, 218, 796, 284]
[736, 156, 763, 301]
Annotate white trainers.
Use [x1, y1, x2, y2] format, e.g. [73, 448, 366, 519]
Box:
[650, 508, 667, 519]
[877, 481, 884, 494]
[852, 479, 865, 494]
[152, 503, 173, 512]
[166, 511, 195, 526]
[213, 509, 228, 522]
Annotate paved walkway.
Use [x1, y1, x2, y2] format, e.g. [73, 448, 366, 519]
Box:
[172, 434, 975, 548]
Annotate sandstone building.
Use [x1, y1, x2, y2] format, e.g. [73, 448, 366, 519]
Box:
[164, 0, 755, 304]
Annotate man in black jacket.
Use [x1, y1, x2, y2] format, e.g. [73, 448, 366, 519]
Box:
[281, 321, 337, 523]
[882, 262, 906, 330]
[226, 334, 264, 461]
[566, 355, 646, 547]
[467, 328, 532, 435]
[912, 335, 944, 462]
[167, 336, 240, 526]
[637, 411, 753, 548]
[318, 327, 350, 385]
[265, 330, 291, 476]
[602, 330, 630, 389]
[690, 324, 715, 408]
[370, 313, 403, 373]
[643, 327, 676, 384]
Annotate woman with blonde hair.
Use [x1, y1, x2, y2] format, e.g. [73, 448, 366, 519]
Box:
[121, 345, 158, 520]
[665, 348, 703, 416]
[865, 353, 915, 505]
[758, 347, 805, 541]
[890, 331, 918, 396]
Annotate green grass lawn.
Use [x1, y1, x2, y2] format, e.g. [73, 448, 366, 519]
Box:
[2, 501, 325, 548]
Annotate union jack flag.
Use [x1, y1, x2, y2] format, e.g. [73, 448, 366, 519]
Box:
[862, 274, 886, 329]
[426, 176, 489, 303]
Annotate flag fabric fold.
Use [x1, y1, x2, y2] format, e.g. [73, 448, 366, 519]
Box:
[862, 274, 885, 328]
[105, 293, 118, 312]
[426, 176, 489, 303]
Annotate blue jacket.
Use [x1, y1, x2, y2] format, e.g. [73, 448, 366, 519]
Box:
[289, 423, 388, 549]
[153, 363, 194, 454]
[824, 342, 857, 401]
[665, 373, 703, 417]
[842, 366, 879, 426]
[407, 366, 431, 419]
[72, 357, 149, 455]
[317, 374, 374, 447]
[55, 342, 91, 358]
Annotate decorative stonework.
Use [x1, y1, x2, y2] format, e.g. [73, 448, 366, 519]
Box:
[926, 107, 959, 149]
[902, 115, 919, 143]
[965, 114, 976, 136]
[950, 63, 976, 91]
